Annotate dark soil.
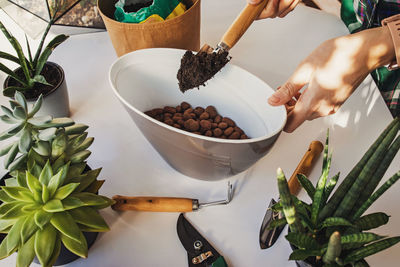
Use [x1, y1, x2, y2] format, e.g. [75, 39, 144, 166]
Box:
[177, 50, 230, 93]
[6, 63, 62, 100]
[145, 102, 249, 140]
[124, 1, 153, 13]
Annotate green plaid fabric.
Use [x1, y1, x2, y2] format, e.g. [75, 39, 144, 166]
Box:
[341, 0, 400, 117]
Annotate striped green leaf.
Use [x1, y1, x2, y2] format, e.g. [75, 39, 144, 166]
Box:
[285, 232, 319, 250]
[353, 171, 400, 219]
[297, 174, 315, 199]
[319, 118, 399, 220]
[354, 212, 390, 231]
[289, 249, 323, 261]
[343, 237, 400, 264]
[341, 232, 384, 250]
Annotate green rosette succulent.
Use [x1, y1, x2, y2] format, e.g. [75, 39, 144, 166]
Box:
[0, 91, 114, 266]
[0, 159, 114, 267]
[271, 118, 400, 266]
[0, 91, 94, 174]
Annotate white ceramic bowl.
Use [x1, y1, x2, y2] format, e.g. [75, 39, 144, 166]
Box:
[109, 48, 286, 181]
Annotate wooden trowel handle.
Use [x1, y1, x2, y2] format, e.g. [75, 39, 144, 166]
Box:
[220, 0, 268, 49]
[111, 196, 195, 212]
[287, 141, 324, 195]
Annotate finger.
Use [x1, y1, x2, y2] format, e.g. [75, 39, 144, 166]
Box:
[279, 0, 299, 18]
[247, 0, 263, 4]
[258, 0, 279, 19]
[268, 81, 305, 106]
[285, 104, 294, 114]
[284, 100, 309, 133]
[277, 0, 295, 16]
[269, 61, 314, 106]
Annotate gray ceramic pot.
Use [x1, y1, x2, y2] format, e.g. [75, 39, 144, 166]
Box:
[3, 61, 70, 118]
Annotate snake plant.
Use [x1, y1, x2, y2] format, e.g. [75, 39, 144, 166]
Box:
[0, 91, 114, 266]
[0, 12, 68, 97]
[271, 118, 400, 266]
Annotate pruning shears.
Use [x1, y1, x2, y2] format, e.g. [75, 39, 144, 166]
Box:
[177, 213, 228, 267]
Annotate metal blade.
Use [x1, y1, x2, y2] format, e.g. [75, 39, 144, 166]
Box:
[177, 213, 221, 266]
[259, 199, 286, 249]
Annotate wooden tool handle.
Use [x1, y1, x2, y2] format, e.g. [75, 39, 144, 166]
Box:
[220, 0, 268, 49]
[111, 196, 195, 212]
[287, 141, 324, 195]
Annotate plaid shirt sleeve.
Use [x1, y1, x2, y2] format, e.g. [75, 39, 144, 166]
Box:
[341, 0, 400, 117]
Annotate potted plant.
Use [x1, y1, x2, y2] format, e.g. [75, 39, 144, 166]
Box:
[0, 92, 114, 266]
[270, 118, 400, 266]
[0, 4, 70, 118]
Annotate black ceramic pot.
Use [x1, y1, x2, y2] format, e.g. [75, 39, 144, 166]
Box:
[0, 172, 9, 243]
[33, 231, 99, 266]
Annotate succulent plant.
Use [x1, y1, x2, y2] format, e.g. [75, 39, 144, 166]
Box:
[0, 9, 68, 97]
[0, 91, 114, 266]
[271, 118, 400, 266]
[0, 158, 114, 267]
[0, 91, 92, 173]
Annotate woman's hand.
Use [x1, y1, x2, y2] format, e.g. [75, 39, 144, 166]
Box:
[247, 0, 300, 19]
[268, 26, 395, 132]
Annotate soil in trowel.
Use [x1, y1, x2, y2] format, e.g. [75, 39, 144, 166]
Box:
[177, 50, 230, 93]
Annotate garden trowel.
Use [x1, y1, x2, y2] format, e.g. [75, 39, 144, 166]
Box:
[177, 0, 268, 92]
[259, 141, 324, 249]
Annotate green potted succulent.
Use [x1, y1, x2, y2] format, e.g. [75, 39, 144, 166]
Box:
[0, 3, 70, 118]
[271, 118, 400, 266]
[0, 92, 114, 266]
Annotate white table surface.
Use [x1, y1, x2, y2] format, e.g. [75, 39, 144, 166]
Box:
[0, 1, 399, 266]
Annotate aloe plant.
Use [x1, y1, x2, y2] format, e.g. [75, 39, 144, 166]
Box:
[0, 13, 69, 97]
[0, 158, 114, 267]
[271, 118, 400, 266]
